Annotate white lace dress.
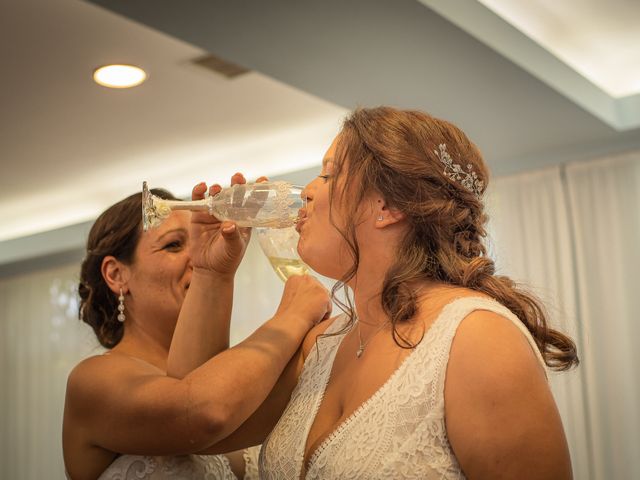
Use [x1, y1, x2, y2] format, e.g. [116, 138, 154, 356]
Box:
[260, 297, 546, 479]
[97, 446, 261, 480]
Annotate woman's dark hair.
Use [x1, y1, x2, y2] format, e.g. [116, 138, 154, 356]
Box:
[328, 107, 578, 371]
[78, 189, 177, 348]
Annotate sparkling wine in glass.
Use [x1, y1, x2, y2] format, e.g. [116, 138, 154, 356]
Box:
[142, 181, 305, 231]
[256, 226, 310, 281]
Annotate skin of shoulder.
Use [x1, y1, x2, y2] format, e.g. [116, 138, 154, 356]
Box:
[65, 352, 165, 410]
[63, 353, 211, 479]
[63, 354, 137, 479]
[444, 310, 572, 480]
[65, 354, 135, 421]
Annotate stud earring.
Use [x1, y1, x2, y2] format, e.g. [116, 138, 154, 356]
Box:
[117, 288, 126, 322]
[377, 215, 384, 221]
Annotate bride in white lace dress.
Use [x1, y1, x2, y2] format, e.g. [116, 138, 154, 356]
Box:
[175, 107, 578, 479]
[62, 174, 331, 479]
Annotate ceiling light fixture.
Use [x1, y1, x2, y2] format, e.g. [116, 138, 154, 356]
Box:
[93, 64, 147, 88]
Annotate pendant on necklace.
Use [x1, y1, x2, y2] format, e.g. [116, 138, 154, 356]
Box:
[356, 345, 364, 358]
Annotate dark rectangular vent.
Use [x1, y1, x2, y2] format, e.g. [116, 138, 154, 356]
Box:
[192, 54, 250, 78]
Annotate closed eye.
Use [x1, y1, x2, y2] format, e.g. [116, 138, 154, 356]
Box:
[164, 241, 183, 250]
[318, 174, 330, 181]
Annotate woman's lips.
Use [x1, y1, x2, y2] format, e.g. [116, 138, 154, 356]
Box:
[296, 208, 308, 233]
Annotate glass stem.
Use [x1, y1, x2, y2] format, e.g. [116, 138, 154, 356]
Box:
[160, 198, 212, 212]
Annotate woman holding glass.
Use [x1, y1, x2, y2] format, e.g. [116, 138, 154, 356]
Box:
[62, 174, 331, 480]
[171, 107, 578, 479]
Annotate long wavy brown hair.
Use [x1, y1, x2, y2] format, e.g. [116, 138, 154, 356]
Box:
[328, 106, 578, 371]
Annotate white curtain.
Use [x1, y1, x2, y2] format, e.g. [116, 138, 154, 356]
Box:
[486, 151, 640, 480]
[565, 152, 640, 480]
[485, 166, 592, 480]
[230, 235, 292, 345]
[0, 264, 101, 479]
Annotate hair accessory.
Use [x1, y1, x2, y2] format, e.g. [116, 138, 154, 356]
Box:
[117, 288, 126, 322]
[435, 143, 484, 199]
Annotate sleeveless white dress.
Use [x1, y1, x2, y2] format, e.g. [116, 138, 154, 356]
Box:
[97, 446, 261, 480]
[260, 297, 547, 479]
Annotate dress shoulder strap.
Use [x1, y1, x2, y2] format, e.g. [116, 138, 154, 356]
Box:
[324, 313, 352, 335]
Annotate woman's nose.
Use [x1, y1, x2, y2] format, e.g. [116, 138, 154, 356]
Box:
[301, 180, 317, 201]
[301, 185, 310, 203]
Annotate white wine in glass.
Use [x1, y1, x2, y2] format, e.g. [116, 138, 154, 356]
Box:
[256, 226, 310, 282]
[267, 257, 310, 282]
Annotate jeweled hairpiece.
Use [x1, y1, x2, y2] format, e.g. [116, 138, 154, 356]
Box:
[434, 143, 484, 199]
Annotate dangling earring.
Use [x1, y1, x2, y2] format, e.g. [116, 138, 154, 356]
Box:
[117, 288, 126, 322]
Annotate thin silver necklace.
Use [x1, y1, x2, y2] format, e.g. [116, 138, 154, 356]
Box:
[355, 319, 389, 358]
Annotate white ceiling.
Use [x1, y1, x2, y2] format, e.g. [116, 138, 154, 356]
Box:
[0, 0, 346, 242]
[1, 0, 640, 256]
[478, 0, 640, 98]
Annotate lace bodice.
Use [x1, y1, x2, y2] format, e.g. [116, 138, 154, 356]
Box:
[97, 454, 236, 480]
[97, 446, 261, 480]
[260, 297, 546, 479]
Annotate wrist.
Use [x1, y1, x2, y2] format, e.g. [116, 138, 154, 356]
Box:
[269, 312, 312, 341]
[191, 267, 235, 285]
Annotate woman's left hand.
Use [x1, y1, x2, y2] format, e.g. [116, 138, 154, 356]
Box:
[189, 173, 267, 276]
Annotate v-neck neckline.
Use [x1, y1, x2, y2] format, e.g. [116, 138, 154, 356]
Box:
[299, 297, 475, 478]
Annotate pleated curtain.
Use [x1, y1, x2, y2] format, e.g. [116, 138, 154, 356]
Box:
[486, 151, 640, 480]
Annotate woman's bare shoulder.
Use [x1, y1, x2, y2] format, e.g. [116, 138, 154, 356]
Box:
[450, 308, 544, 379]
[444, 309, 570, 478]
[66, 353, 159, 411]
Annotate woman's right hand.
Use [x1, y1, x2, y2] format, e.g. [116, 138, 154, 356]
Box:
[274, 275, 332, 332]
[189, 174, 267, 277]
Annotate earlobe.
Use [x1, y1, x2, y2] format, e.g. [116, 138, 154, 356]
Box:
[101, 256, 129, 295]
[375, 204, 406, 228]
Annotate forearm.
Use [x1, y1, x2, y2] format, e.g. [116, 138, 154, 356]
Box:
[185, 313, 307, 444]
[199, 347, 302, 454]
[168, 269, 234, 378]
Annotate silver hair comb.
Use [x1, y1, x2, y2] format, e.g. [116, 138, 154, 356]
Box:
[434, 144, 483, 199]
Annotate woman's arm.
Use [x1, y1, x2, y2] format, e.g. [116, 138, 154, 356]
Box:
[445, 310, 572, 480]
[167, 177, 255, 376]
[167, 268, 235, 377]
[64, 276, 331, 461]
[197, 315, 337, 454]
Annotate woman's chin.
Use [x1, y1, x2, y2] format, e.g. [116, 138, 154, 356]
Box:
[303, 258, 343, 281]
[298, 243, 348, 280]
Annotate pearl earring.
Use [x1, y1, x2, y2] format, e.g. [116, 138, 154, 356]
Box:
[117, 288, 126, 322]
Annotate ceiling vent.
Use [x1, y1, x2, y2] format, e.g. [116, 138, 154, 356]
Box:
[191, 53, 250, 79]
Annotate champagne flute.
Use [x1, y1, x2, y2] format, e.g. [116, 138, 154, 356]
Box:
[142, 180, 305, 231]
[255, 226, 310, 281]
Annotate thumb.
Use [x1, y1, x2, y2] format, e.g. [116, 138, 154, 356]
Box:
[220, 222, 244, 252]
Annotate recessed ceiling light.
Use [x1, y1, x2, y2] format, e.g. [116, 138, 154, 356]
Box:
[93, 64, 147, 88]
